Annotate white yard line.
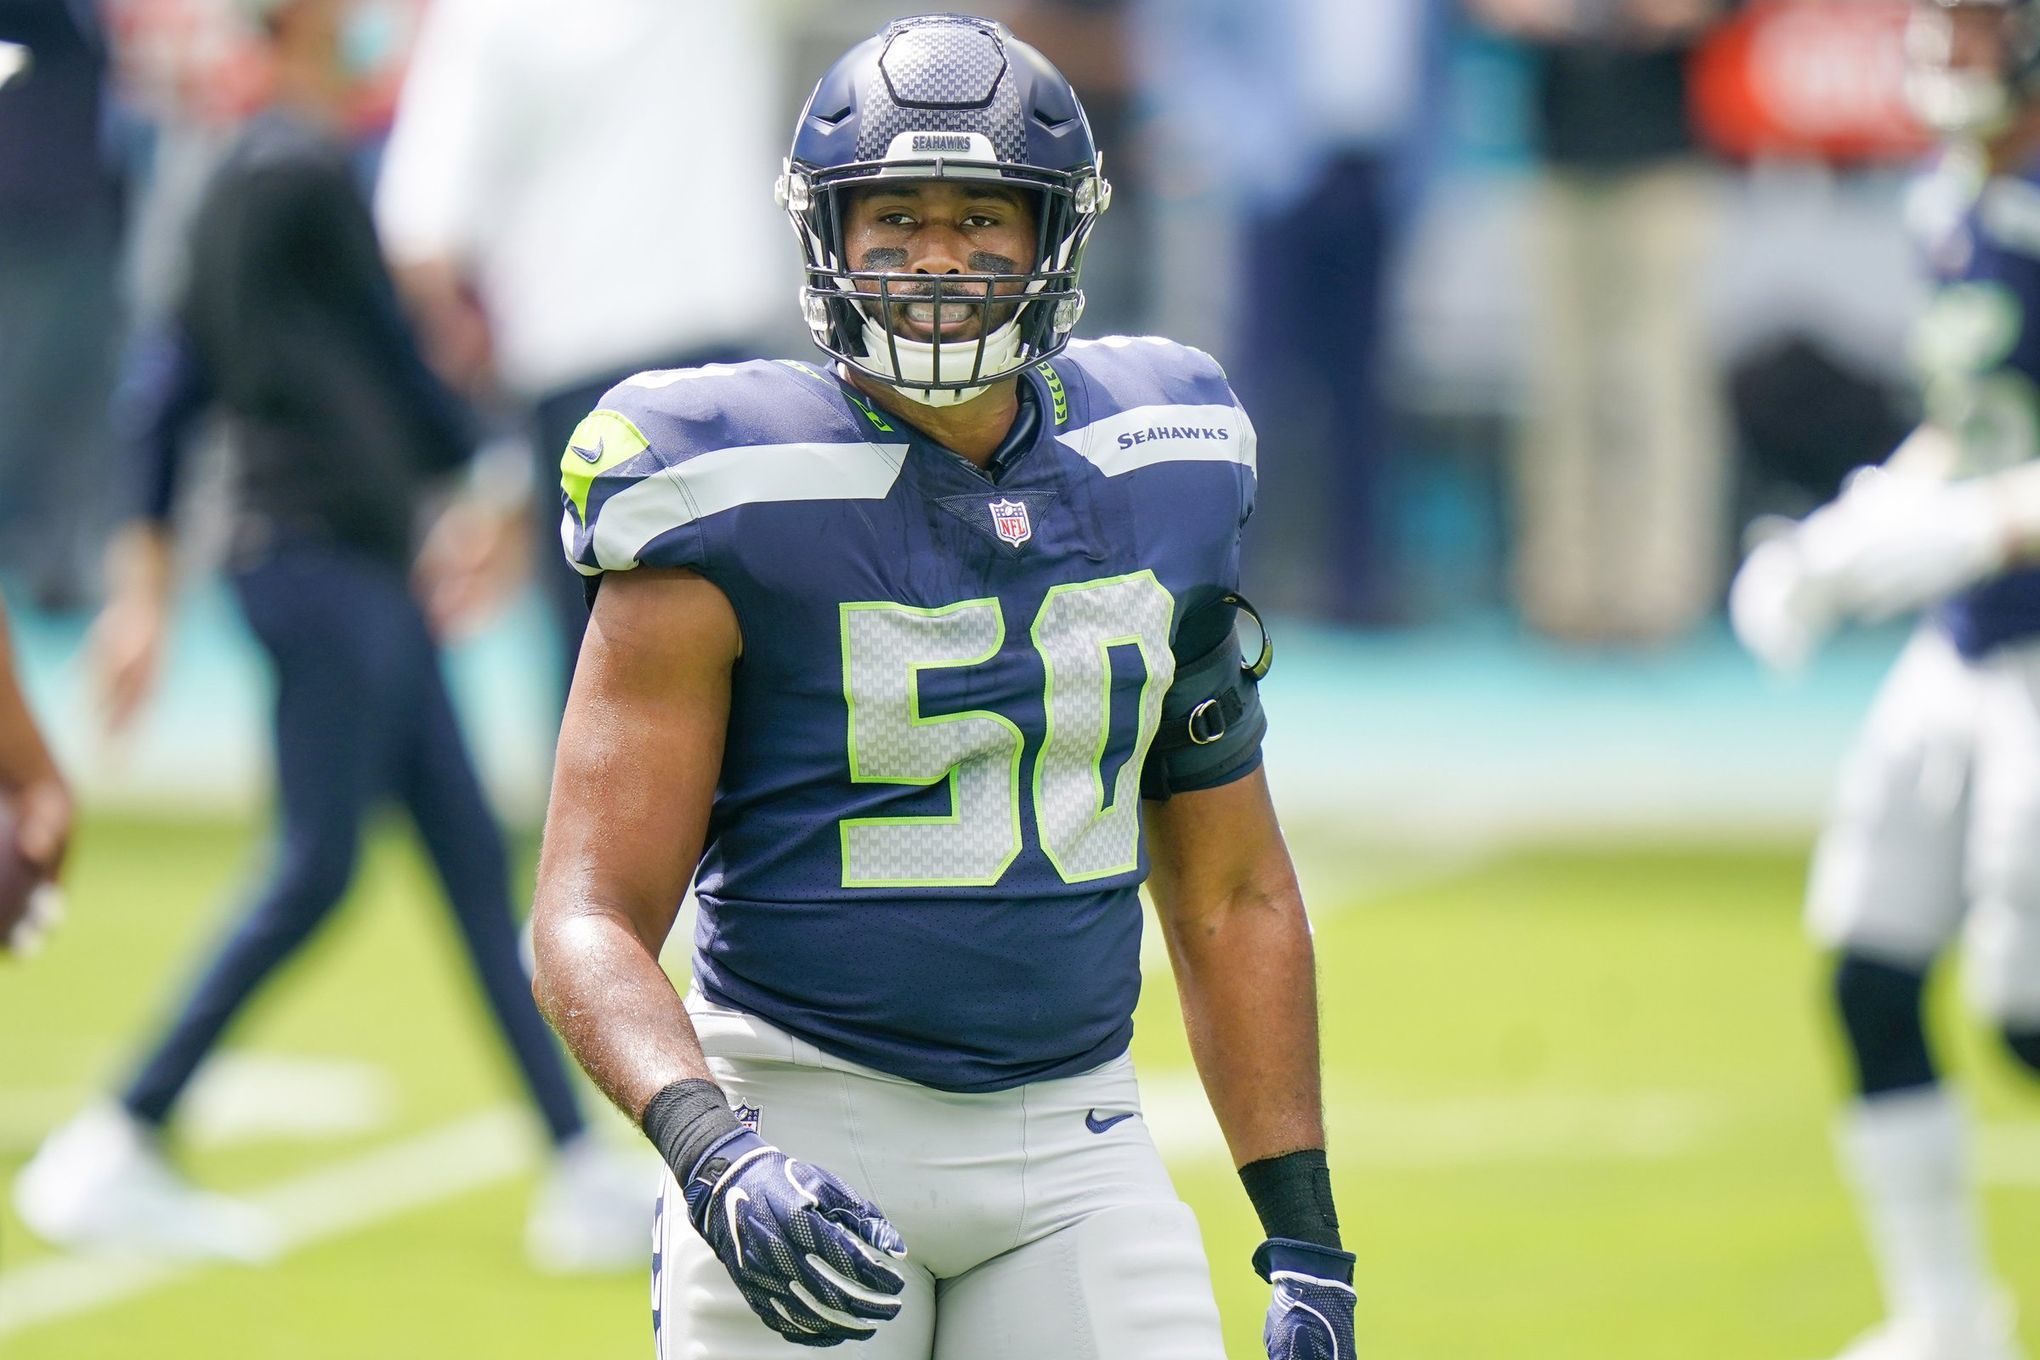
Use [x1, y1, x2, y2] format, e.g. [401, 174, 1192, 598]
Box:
[1141, 1075, 1729, 1169]
[0, 1105, 535, 1342]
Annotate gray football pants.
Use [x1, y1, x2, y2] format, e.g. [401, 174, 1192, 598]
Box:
[654, 993, 1227, 1359]
[1810, 627, 2040, 1023]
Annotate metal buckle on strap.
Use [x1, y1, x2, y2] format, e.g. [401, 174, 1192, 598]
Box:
[1187, 698, 1226, 746]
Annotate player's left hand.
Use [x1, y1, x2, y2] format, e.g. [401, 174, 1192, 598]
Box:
[1254, 1237, 1357, 1360]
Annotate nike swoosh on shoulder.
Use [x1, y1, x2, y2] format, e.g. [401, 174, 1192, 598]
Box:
[569, 436, 606, 464]
[1085, 1109, 1137, 1134]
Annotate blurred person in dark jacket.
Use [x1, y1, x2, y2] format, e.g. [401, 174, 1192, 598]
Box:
[0, 0, 122, 609]
[10, 0, 648, 1272]
[1478, 0, 1734, 644]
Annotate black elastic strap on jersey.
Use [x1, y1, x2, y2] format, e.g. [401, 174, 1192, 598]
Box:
[1141, 592, 1271, 801]
[641, 1078, 744, 1180]
[1239, 1148, 1341, 1251]
[2005, 1026, 2040, 1078]
[1835, 953, 1937, 1098]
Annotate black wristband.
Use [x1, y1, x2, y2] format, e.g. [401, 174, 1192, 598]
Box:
[640, 1078, 744, 1180]
[1239, 1148, 1341, 1251]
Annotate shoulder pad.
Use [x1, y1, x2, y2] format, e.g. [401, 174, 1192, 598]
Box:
[561, 360, 908, 575]
[1063, 335, 1235, 408]
[1056, 337, 1254, 481]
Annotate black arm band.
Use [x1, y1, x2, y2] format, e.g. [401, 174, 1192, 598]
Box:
[1140, 592, 1271, 802]
[640, 1078, 744, 1180]
[1239, 1148, 1342, 1251]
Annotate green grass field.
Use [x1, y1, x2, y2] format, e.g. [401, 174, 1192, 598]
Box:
[1, 815, 2036, 1358]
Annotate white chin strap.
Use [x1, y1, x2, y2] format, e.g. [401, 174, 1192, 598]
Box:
[1908, 68, 2015, 136]
[857, 314, 1026, 408]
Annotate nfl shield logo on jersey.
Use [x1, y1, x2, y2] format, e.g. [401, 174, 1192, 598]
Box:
[989, 497, 1032, 547]
[732, 1103, 761, 1134]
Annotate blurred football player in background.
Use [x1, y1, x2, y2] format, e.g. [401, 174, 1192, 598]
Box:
[11, 0, 644, 1272]
[0, 591, 71, 956]
[531, 13, 1352, 1359]
[1732, 1, 2040, 1354]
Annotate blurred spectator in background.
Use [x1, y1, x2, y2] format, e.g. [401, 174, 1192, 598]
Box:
[0, 0, 124, 610]
[1134, 0, 1445, 623]
[1477, 0, 1734, 644]
[373, 0, 787, 709]
[11, 0, 645, 1271]
[0, 590, 71, 955]
[1003, 0, 1150, 337]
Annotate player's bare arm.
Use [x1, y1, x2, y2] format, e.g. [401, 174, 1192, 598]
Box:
[1147, 766, 1356, 1358]
[533, 566, 908, 1346]
[1144, 768, 1323, 1166]
[531, 566, 737, 1117]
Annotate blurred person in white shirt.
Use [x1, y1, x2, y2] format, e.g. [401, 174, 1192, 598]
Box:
[374, 0, 788, 703]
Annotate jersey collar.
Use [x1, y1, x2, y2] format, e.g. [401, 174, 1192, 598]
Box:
[831, 364, 1051, 485]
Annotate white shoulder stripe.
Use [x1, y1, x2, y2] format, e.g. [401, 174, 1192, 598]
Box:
[619, 363, 758, 390]
[580, 440, 907, 571]
[1057, 402, 1256, 478]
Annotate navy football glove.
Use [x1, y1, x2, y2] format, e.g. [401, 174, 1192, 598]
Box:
[682, 1129, 908, 1347]
[1254, 1237, 1358, 1360]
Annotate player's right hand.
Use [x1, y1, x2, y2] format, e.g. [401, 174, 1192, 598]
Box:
[681, 1130, 908, 1347]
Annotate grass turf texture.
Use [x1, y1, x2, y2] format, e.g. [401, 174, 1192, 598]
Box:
[1, 817, 2036, 1358]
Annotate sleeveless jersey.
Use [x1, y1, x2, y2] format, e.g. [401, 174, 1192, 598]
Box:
[561, 338, 1257, 1091]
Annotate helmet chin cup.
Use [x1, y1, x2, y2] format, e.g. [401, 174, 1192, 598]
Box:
[853, 314, 1026, 407]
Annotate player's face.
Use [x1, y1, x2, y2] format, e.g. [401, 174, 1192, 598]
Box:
[840, 180, 1040, 343]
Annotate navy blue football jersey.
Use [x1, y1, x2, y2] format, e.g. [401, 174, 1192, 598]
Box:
[560, 339, 1257, 1091]
[1914, 155, 2040, 657]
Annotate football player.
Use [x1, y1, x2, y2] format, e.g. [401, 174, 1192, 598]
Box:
[1730, 2, 2040, 1356]
[0, 592, 69, 955]
[530, 14, 1352, 1359]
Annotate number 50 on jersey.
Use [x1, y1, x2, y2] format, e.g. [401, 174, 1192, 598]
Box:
[839, 572, 1177, 890]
